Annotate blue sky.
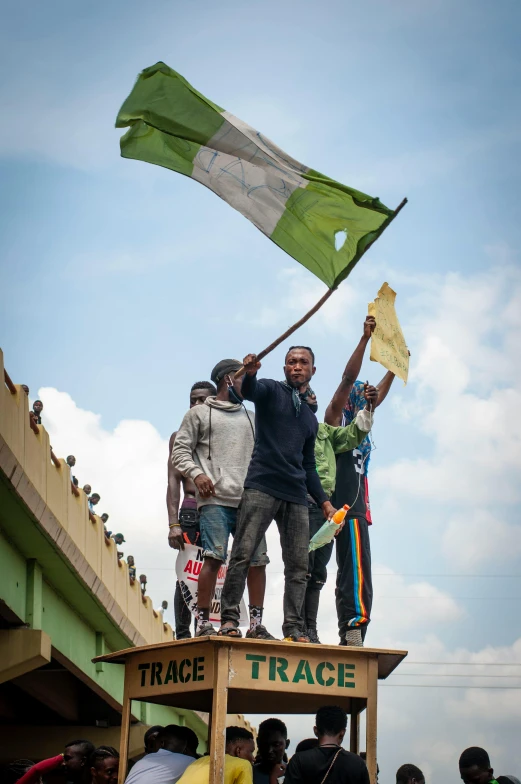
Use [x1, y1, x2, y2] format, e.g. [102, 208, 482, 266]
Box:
[1, 0, 521, 779]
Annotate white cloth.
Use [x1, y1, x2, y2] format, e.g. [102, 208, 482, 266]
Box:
[125, 749, 194, 784]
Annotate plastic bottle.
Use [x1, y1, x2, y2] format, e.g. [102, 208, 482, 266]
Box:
[308, 504, 350, 552]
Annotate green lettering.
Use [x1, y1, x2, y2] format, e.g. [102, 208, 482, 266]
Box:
[338, 663, 355, 688]
[292, 659, 315, 685]
[179, 658, 192, 683]
[246, 654, 266, 680]
[138, 663, 150, 687]
[164, 660, 178, 685]
[193, 656, 205, 682]
[151, 661, 163, 686]
[316, 661, 335, 687]
[268, 657, 289, 682]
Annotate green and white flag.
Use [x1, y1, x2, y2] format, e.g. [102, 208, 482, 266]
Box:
[116, 62, 395, 289]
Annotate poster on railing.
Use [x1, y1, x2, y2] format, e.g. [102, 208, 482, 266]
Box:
[175, 544, 248, 627]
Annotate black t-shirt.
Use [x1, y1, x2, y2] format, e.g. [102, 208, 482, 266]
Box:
[332, 449, 371, 523]
[285, 746, 370, 784]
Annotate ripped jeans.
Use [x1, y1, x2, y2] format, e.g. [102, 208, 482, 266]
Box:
[303, 501, 334, 630]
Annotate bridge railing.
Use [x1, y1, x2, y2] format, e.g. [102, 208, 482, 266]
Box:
[0, 348, 172, 646]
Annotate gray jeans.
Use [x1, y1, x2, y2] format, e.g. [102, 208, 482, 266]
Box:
[220, 488, 310, 637]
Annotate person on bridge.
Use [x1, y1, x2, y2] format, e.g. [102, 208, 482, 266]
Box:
[172, 360, 269, 638]
[219, 347, 336, 642]
[459, 747, 501, 784]
[178, 726, 255, 784]
[324, 315, 398, 647]
[167, 381, 216, 640]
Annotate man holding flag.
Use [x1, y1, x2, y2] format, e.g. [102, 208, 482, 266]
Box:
[219, 347, 336, 642]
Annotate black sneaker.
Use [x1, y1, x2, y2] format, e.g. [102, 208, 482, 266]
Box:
[306, 628, 321, 644]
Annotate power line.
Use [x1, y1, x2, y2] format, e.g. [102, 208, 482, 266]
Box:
[393, 673, 521, 678]
[404, 661, 521, 666]
[382, 684, 521, 690]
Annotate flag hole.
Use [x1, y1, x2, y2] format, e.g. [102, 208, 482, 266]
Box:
[335, 229, 348, 251]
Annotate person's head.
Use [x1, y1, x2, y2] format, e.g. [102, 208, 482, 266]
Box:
[127, 555, 135, 566]
[344, 380, 367, 420]
[161, 600, 168, 610]
[89, 747, 119, 784]
[225, 726, 255, 763]
[257, 718, 289, 767]
[397, 763, 424, 784]
[295, 738, 319, 753]
[314, 706, 347, 744]
[90, 493, 100, 506]
[66, 455, 76, 467]
[63, 740, 95, 781]
[157, 724, 194, 755]
[113, 533, 125, 545]
[33, 400, 43, 414]
[3, 759, 35, 784]
[284, 347, 316, 389]
[459, 747, 493, 784]
[83, 484, 92, 495]
[101, 513, 109, 523]
[176, 726, 200, 758]
[144, 725, 163, 754]
[190, 381, 217, 408]
[210, 360, 244, 400]
[21, 384, 29, 396]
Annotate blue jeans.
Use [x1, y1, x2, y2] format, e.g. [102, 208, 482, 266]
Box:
[199, 504, 269, 566]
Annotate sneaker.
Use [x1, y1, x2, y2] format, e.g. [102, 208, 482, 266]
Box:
[343, 628, 363, 647]
[246, 625, 277, 640]
[283, 632, 310, 643]
[306, 628, 321, 644]
[195, 621, 217, 637]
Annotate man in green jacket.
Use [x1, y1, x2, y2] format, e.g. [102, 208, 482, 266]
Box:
[304, 383, 377, 644]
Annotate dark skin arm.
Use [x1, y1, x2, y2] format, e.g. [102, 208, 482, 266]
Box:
[167, 432, 185, 550]
[375, 370, 395, 408]
[324, 315, 376, 426]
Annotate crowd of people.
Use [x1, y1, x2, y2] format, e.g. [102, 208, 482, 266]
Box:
[4, 708, 517, 784]
[168, 314, 395, 645]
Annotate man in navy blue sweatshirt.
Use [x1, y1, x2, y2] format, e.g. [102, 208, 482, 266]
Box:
[219, 346, 337, 641]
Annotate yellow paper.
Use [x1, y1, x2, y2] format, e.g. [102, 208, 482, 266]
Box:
[368, 282, 409, 384]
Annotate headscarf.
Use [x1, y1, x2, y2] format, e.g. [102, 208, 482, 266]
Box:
[342, 380, 371, 472]
[281, 381, 318, 416]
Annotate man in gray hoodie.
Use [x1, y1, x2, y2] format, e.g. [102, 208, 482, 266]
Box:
[172, 359, 270, 638]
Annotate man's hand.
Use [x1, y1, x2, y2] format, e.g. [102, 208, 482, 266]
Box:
[243, 353, 261, 376]
[363, 384, 378, 409]
[363, 315, 376, 339]
[194, 474, 215, 498]
[269, 762, 287, 784]
[322, 500, 337, 520]
[168, 525, 185, 551]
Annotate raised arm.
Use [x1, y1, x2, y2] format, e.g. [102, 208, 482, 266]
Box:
[241, 353, 270, 402]
[324, 316, 376, 426]
[329, 384, 377, 453]
[375, 370, 395, 408]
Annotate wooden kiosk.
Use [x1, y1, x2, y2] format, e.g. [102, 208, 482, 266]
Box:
[94, 637, 407, 784]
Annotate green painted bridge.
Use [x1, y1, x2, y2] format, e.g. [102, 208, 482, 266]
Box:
[0, 348, 214, 762]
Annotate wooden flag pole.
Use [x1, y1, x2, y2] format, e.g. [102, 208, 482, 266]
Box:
[235, 197, 408, 374]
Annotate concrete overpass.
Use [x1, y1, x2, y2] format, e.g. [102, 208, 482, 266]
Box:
[0, 348, 223, 761]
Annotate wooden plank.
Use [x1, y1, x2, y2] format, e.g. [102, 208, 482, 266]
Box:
[209, 644, 229, 784]
[118, 680, 132, 784]
[350, 698, 360, 753]
[365, 656, 378, 784]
